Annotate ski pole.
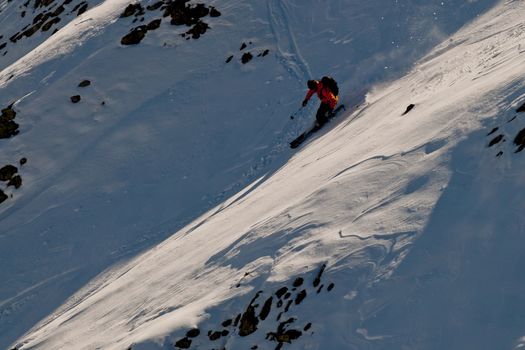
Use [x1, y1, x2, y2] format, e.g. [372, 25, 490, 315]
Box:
[290, 106, 304, 120]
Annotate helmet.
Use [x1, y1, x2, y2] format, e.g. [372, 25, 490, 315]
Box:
[307, 80, 318, 90]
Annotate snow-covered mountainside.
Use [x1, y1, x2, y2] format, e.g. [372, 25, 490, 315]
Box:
[3, 0, 525, 349]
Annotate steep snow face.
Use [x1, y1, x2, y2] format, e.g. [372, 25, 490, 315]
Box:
[0, 0, 106, 70]
[6, 0, 525, 349]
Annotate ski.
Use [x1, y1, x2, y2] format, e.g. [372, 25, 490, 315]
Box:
[290, 104, 345, 149]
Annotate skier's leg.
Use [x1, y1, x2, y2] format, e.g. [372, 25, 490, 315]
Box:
[316, 103, 331, 126]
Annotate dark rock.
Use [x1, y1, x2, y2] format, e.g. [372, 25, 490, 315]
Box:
[186, 20, 209, 39]
[233, 313, 241, 327]
[0, 190, 7, 204]
[147, 19, 161, 30]
[313, 264, 326, 287]
[251, 346, 258, 350]
[327, 283, 334, 291]
[221, 319, 232, 327]
[292, 277, 303, 287]
[76, 3, 88, 16]
[284, 292, 291, 299]
[209, 331, 221, 341]
[284, 300, 292, 312]
[517, 102, 525, 113]
[42, 17, 61, 32]
[241, 52, 253, 64]
[1, 106, 16, 120]
[225, 55, 233, 63]
[78, 79, 91, 87]
[275, 287, 288, 299]
[259, 297, 272, 320]
[121, 26, 147, 45]
[508, 115, 517, 123]
[120, 3, 142, 18]
[70, 95, 81, 103]
[174, 337, 191, 349]
[0, 119, 19, 138]
[221, 329, 229, 336]
[496, 151, 503, 157]
[8, 175, 22, 189]
[488, 134, 503, 147]
[514, 127, 525, 153]
[0, 43, 6, 50]
[487, 127, 499, 136]
[238, 305, 259, 337]
[240, 42, 247, 50]
[0, 165, 17, 181]
[304, 323, 312, 331]
[316, 285, 323, 294]
[186, 328, 200, 338]
[258, 49, 270, 57]
[277, 300, 283, 308]
[146, 1, 163, 11]
[266, 318, 302, 344]
[402, 104, 415, 115]
[209, 7, 221, 17]
[294, 290, 306, 305]
[51, 4, 64, 17]
[19, 158, 27, 166]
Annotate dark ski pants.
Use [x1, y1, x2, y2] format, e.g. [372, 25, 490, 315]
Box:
[316, 103, 333, 126]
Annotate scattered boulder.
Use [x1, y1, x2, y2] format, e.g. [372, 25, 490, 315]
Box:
[402, 103, 415, 115]
[327, 283, 335, 291]
[294, 290, 306, 305]
[8, 175, 22, 189]
[208, 330, 221, 341]
[241, 52, 253, 64]
[313, 264, 326, 287]
[225, 55, 233, 63]
[70, 95, 81, 103]
[209, 6, 221, 17]
[174, 337, 191, 349]
[121, 25, 147, 45]
[514, 127, 525, 153]
[78, 79, 91, 87]
[0, 165, 18, 181]
[259, 297, 273, 320]
[20, 158, 27, 166]
[238, 305, 259, 336]
[186, 328, 200, 338]
[146, 18, 161, 30]
[146, 1, 163, 11]
[257, 49, 270, 57]
[185, 20, 209, 39]
[487, 127, 499, 136]
[275, 287, 288, 299]
[488, 134, 503, 147]
[292, 277, 303, 287]
[240, 42, 247, 50]
[221, 319, 232, 327]
[120, 3, 144, 18]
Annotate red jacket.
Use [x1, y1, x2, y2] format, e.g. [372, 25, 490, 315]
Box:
[304, 82, 338, 109]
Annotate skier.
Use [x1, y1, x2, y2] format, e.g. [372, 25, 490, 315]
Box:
[302, 76, 339, 127]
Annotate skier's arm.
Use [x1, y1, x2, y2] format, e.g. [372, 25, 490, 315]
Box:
[302, 89, 315, 106]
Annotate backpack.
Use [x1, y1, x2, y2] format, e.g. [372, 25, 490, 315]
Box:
[321, 76, 339, 96]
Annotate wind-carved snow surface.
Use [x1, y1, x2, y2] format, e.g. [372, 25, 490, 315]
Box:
[3, 0, 525, 349]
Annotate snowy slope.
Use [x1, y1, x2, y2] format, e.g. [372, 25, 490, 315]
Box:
[1, 0, 522, 349]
